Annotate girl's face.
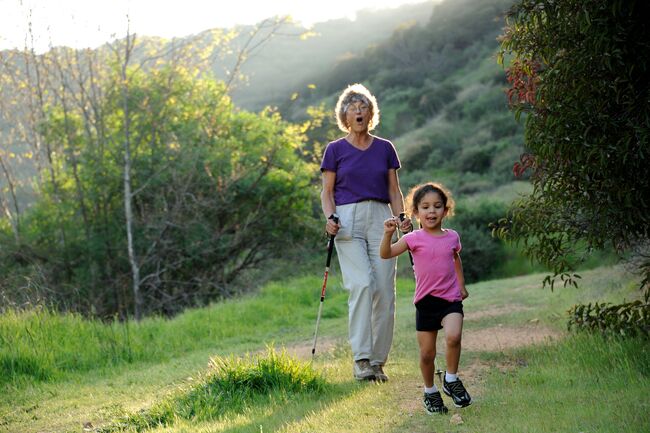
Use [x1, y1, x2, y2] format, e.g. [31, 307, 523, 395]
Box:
[415, 191, 447, 232]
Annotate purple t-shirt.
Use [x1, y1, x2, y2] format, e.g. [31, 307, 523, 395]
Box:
[403, 229, 463, 304]
[320, 136, 401, 205]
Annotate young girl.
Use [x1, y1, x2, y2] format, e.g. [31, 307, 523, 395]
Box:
[380, 182, 471, 414]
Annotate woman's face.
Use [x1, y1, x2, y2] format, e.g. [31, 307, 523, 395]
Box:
[345, 100, 371, 133]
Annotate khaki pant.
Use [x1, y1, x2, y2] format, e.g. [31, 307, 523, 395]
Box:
[334, 200, 397, 366]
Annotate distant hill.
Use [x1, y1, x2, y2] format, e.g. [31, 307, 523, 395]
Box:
[221, 1, 437, 110]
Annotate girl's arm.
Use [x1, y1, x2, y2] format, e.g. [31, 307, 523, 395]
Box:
[453, 251, 469, 299]
[380, 217, 410, 259]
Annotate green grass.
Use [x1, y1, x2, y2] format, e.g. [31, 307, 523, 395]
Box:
[473, 334, 650, 433]
[1, 264, 648, 433]
[0, 275, 349, 386]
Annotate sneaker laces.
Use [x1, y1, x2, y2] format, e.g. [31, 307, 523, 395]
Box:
[424, 392, 443, 408]
[447, 379, 468, 397]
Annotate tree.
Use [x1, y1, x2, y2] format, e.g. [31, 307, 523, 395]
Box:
[496, 0, 650, 290]
[0, 25, 320, 317]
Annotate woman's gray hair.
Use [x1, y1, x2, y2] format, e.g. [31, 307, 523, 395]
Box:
[334, 83, 380, 132]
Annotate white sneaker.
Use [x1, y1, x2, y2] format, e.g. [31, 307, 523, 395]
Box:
[353, 359, 375, 380]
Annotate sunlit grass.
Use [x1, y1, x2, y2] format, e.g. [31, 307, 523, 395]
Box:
[99, 347, 327, 432]
[469, 333, 650, 433]
[0, 275, 349, 386]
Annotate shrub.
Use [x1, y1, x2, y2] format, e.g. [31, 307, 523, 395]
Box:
[568, 290, 650, 338]
[451, 199, 508, 282]
[457, 145, 495, 174]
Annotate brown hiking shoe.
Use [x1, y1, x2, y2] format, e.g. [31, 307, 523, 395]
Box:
[372, 364, 389, 382]
[353, 359, 375, 380]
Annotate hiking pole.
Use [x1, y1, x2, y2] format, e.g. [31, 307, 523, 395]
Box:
[435, 369, 444, 388]
[311, 215, 339, 360]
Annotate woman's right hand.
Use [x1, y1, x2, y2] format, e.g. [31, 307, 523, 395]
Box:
[325, 217, 340, 236]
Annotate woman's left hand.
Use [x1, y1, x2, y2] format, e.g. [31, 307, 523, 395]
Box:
[399, 216, 412, 233]
[460, 287, 469, 300]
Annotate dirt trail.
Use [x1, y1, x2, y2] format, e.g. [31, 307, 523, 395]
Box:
[391, 306, 561, 424]
[285, 306, 559, 361]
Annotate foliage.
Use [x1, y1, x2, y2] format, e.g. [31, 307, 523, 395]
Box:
[100, 347, 326, 432]
[495, 0, 650, 288]
[568, 290, 650, 337]
[452, 200, 508, 282]
[0, 48, 320, 317]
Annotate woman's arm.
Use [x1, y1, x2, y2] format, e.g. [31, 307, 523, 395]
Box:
[387, 169, 404, 216]
[387, 169, 412, 231]
[454, 251, 469, 299]
[321, 170, 339, 235]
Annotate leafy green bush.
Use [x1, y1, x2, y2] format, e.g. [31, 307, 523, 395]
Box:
[457, 145, 495, 174]
[568, 290, 650, 337]
[497, 0, 650, 287]
[450, 199, 508, 282]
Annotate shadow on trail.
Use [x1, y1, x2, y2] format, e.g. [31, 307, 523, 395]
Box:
[215, 382, 365, 433]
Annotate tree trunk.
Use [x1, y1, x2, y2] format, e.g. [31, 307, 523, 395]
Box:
[0, 155, 20, 244]
[118, 30, 143, 321]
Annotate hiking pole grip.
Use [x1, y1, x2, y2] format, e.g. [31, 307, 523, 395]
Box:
[325, 232, 336, 270]
[322, 214, 339, 298]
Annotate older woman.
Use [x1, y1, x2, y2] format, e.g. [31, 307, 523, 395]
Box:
[321, 83, 411, 381]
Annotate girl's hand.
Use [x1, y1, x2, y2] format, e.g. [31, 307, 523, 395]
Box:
[460, 287, 469, 300]
[384, 217, 398, 234]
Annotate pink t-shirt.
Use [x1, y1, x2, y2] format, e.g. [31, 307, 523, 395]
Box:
[403, 228, 462, 304]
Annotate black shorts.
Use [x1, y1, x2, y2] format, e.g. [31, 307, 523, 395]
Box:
[415, 295, 464, 331]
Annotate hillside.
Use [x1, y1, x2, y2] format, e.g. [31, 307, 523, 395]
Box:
[277, 0, 523, 196]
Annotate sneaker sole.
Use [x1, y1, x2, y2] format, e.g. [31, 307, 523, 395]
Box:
[354, 374, 376, 381]
[423, 403, 448, 415]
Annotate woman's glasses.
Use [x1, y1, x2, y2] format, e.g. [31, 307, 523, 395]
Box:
[346, 103, 370, 113]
